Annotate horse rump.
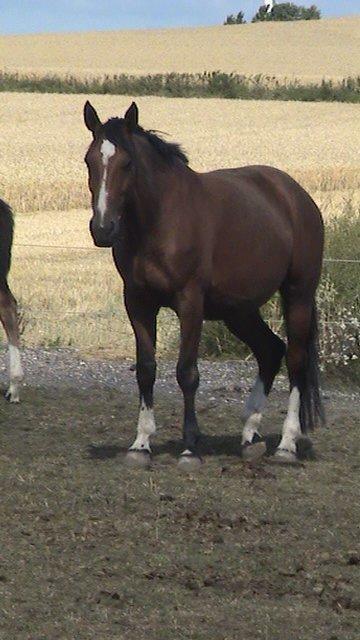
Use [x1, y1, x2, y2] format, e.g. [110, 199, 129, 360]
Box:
[0, 199, 14, 283]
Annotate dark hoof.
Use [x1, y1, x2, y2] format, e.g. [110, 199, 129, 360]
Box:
[4, 389, 20, 404]
[296, 437, 316, 461]
[263, 434, 316, 461]
[242, 441, 267, 461]
[263, 433, 282, 456]
[267, 448, 303, 467]
[125, 449, 151, 469]
[178, 453, 202, 472]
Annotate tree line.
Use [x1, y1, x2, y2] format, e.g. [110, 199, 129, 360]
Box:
[224, 3, 321, 24]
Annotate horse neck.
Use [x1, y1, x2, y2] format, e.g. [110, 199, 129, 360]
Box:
[128, 151, 192, 236]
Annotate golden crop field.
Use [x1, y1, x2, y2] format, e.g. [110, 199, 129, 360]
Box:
[0, 92, 359, 354]
[1, 93, 359, 214]
[1, 16, 360, 82]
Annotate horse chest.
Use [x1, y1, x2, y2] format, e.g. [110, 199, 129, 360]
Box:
[132, 255, 174, 292]
[132, 248, 197, 293]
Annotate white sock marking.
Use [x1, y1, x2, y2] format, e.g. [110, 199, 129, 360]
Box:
[7, 345, 23, 402]
[130, 399, 156, 452]
[279, 387, 301, 453]
[242, 413, 262, 445]
[242, 377, 266, 444]
[97, 139, 115, 224]
[8, 344, 23, 381]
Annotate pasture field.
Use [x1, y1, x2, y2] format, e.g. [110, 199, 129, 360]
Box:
[0, 356, 359, 639]
[1, 16, 359, 82]
[0, 92, 358, 356]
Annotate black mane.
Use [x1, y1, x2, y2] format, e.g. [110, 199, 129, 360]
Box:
[102, 118, 189, 166]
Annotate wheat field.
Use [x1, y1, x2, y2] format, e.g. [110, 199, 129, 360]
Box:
[1, 93, 359, 214]
[0, 92, 358, 354]
[1, 16, 360, 82]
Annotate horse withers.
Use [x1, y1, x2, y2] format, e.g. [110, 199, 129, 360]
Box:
[83, 101, 324, 468]
[0, 199, 23, 402]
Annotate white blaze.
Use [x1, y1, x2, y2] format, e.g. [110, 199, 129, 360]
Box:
[98, 139, 115, 224]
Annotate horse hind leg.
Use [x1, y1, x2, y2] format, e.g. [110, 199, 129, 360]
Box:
[0, 285, 23, 403]
[272, 294, 324, 464]
[225, 310, 286, 453]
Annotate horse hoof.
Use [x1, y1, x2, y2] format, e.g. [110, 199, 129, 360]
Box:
[178, 454, 202, 472]
[242, 441, 267, 461]
[5, 389, 20, 404]
[296, 437, 316, 461]
[125, 449, 151, 468]
[268, 448, 303, 466]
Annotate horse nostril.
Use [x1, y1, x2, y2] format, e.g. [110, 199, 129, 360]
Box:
[89, 217, 119, 247]
[99, 220, 115, 236]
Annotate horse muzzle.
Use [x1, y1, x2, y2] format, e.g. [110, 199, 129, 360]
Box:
[90, 218, 118, 247]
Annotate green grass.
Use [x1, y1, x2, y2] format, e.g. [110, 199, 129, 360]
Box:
[1, 70, 360, 102]
[324, 200, 360, 311]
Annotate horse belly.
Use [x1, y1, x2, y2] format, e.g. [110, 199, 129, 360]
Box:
[209, 236, 291, 311]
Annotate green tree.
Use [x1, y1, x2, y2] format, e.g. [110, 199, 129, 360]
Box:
[224, 11, 246, 25]
[252, 3, 321, 22]
[300, 4, 321, 19]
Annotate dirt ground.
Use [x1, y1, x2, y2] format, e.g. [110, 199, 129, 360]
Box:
[0, 350, 359, 640]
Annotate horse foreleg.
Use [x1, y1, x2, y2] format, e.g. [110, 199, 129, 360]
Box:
[242, 375, 267, 444]
[125, 292, 158, 467]
[176, 285, 203, 469]
[0, 286, 23, 403]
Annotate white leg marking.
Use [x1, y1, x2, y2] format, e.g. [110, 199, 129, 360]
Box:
[97, 139, 115, 223]
[242, 376, 266, 444]
[278, 387, 301, 453]
[130, 399, 156, 452]
[9, 345, 23, 380]
[7, 344, 23, 403]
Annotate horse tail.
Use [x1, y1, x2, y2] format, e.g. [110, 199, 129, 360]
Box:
[299, 301, 325, 433]
[0, 199, 14, 283]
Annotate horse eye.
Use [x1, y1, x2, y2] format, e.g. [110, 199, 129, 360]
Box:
[123, 159, 132, 171]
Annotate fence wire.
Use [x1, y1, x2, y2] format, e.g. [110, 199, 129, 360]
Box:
[10, 242, 359, 333]
[12, 242, 360, 264]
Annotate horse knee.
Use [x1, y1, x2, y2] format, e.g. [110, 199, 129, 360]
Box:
[136, 359, 156, 394]
[176, 361, 199, 395]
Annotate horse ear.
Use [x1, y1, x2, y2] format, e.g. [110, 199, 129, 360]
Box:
[124, 102, 139, 131]
[84, 101, 101, 136]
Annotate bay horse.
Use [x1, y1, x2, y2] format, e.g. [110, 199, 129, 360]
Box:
[83, 101, 324, 467]
[0, 199, 23, 402]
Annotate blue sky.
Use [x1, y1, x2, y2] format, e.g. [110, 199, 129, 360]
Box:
[0, 0, 359, 34]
